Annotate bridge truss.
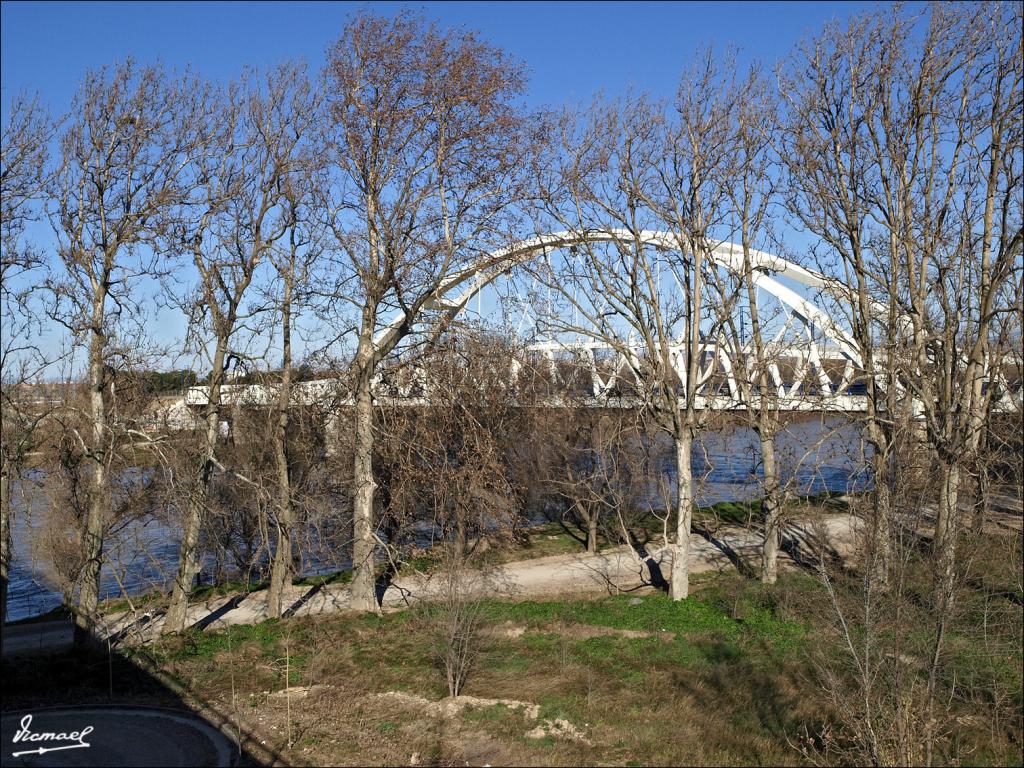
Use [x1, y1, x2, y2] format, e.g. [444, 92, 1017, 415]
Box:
[184, 230, 1022, 416]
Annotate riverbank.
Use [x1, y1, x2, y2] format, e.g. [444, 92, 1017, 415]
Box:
[2, 496, 853, 658]
[4, 526, 1020, 766]
[5, 414, 876, 624]
[3, 495, 1021, 766]
[96, 509, 858, 645]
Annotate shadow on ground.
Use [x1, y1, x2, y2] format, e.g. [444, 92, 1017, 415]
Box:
[0, 638, 275, 766]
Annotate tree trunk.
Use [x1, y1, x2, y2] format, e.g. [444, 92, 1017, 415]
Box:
[867, 420, 893, 587]
[760, 431, 782, 584]
[670, 432, 693, 600]
[268, 280, 295, 620]
[925, 458, 962, 767]
[741, 240, 784, 586]
[933, 458, 960, 613]
[267, 483, 294, 619]
[164, 345, 227, 634]
[350, 357, 378, 612]
[76, 465, 109, 647]
[76, 311, 111, 648]
[164, 494, 203, 633]
[586, 505, 598, 554]
[873, 472, 893, 580]
[970, 422, 991, 535]
[971, 463, 989, 535]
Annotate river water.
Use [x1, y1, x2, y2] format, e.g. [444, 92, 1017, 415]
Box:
[5, 414, 871, 622]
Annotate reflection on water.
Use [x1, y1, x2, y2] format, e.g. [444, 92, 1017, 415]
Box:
[689, 414, 871, 504]
[6, 414, 870, 622]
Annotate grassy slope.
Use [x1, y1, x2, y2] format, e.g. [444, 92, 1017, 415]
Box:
[5, 563, 1020, 766]
[134, 576, 813, 766]
[6, 497, 1019, 766]
[113, 554, 1019, 767]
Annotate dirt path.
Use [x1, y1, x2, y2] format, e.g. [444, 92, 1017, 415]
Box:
[98, 513, 860, 644]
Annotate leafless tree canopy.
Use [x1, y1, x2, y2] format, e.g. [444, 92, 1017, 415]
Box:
[0, 6, 1021, 761]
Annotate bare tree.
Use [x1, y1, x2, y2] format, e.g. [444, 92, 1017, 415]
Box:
[780, 4, 1022, 763]
[379, 330, 527, 696]
[377, 331, 529, 565]
[162, 64, 315, 633]
[540, 407, 645, 555]
[315, 11, 536, 611]
[531, 73, 740, 600]
[45, 62, 209, 644]
[868, 7, 1022, 756]
[706, 66, 790, 583]
[265, 117, 323, 619]
[0, 93, 53, 649]
[778, 12, 910, 589]
[32, 370, 163, 634]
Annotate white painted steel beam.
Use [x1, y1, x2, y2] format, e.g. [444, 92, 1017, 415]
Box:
[177, 229, 1018, 418]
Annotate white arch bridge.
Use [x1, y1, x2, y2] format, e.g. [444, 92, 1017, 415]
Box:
[183, 230, 1022, 417]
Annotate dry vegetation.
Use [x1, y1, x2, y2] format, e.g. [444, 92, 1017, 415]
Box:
[5, 519, 1020, 766]
[2, 4, 1022, 767]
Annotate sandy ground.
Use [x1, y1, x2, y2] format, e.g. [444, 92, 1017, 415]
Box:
[90, 513, 860, 645]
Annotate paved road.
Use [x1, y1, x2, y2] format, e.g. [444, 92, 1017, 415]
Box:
[0, 707, 236, 767]
[2, 621, 74, 658]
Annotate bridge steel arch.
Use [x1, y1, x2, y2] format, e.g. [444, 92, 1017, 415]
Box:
[186, 229, 1020, 416]
[365, 229, 873, 412]
[375, 229, 863, 366]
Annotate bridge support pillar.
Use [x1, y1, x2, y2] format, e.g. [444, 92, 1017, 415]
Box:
[325, 411, 341, 458]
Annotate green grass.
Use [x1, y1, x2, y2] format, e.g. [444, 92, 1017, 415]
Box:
[16, 490, 1017, 767]
[481, 589, 805, 656]
[573, 634, 708, 674]
[144, 575, 808, 702]
[98, 588, 169, 615]
[163, 619, 283, 662]
[292, 569, 353, 588]
[694, 499, 762, 527]
[10, 553, 1022, 768]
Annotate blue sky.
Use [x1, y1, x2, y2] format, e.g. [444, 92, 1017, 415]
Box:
[2, 1, 886, 369]
[3, 1, 883, 115]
